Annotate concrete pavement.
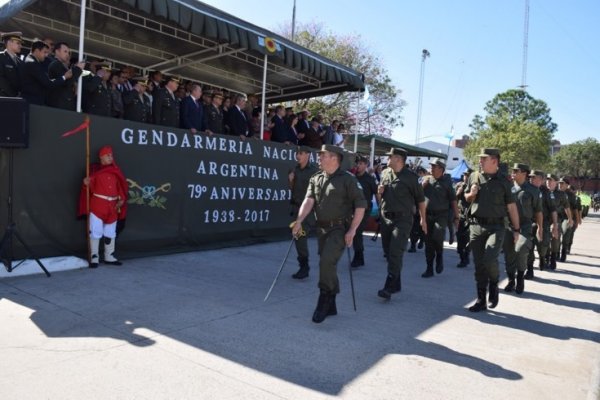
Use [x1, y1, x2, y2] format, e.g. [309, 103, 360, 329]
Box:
[1, 213, 599, 399]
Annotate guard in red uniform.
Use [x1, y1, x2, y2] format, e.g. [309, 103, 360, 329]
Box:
[79, 146, 128, 268]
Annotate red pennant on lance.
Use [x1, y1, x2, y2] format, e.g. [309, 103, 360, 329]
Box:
[61, 119, 90, 138]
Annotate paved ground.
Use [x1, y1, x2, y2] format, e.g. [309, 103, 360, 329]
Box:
[1, 213, 599, 400]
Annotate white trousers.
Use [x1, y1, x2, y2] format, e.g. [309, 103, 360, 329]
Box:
[89, 213, 117, 239]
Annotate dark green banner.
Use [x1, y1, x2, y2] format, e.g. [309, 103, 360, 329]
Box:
[0, 105, 315, 259]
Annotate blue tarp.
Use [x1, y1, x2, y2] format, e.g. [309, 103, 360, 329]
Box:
[449, 159, 471, 181]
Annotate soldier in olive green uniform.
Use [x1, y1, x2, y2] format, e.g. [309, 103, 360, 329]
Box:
[455, 169, 472, 268]
[123, 79, 151, 123]
[82, 64, 113, 117]
[152, 76, 180, 128]
[464, 148, 520, 312]
[376, 148, 427, 299]
[559, 180, 581, 261]
[502, 164, 542, 294]
[351, 155, 378, 268]
[204, 91, 224, 135]
[292, 145, 366, 323]
[526, 170, 558, 279]
[547, 174, 572, 270]
[421, 158, 460, 277]
[288, 146, 319, 279]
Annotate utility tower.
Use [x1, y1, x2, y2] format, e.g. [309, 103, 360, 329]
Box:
[520, 0, 530, 89]
[415, 49, 430, 145]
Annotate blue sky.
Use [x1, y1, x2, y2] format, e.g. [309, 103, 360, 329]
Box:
[202, 0, 599, 145]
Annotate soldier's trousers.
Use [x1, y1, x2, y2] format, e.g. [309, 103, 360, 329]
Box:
[551, 219, 566, 253]
[317, 225, 346, 294]
[381, 216, 412, 279]
[504, 225, 532, 275]
[456, 217, 470, 259]
[292, 207, 315, 262]
[470, 222, 505, 288]
[425, 211, 447, 265]
[562, 221, 575, 251]
[409, 212, 424, 246]
[528, 222, 550, 266]
[352, 210, 371, 253]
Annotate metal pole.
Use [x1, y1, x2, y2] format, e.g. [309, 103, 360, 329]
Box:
[260, 53, 268, 140]
[353, 91, 359, 153]
[291, 0, 297, 41]
[415, 49, 430, 145]
[76, 0, 87, 113]
[369, 136, 375, 167]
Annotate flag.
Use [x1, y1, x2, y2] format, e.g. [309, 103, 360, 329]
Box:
[61, 119, 89, 138]
[363, 85, 373, 116]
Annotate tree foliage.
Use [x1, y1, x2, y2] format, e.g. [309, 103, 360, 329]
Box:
[277, 22, 405, 137]
[464, 89, 556, 169]
[552, 138, 600, 179]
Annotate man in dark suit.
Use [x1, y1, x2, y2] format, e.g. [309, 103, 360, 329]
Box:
[270, 105, 290, 143]
[228, 94, 251, 140]
[180, 83, 205, 133]
[47, 42, 84, 111]
[123, 78, 151, 123]
[297, 110, 311, 134]
[19, 40, 71, 106]
[153, 75, 180, 128]
[0, 31, 23, 97]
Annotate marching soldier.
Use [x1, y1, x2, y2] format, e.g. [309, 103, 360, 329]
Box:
[502, 164, 542, 294]
[288, 146, 319, 279]
[292, 145, 366, 323]
[123, 78, 151, 123]
[547, 174, 571, 270]
[376, 148, 427, 300]
[559, 180, 581, 261]
[464, 149, 520, 312]
[0, 31, 23, 97]
[152, 75, 180, 128]
[421, 158, 460, 278]
[526, 170, 558, 279]
[455, 169, 472, 268]
[351, 155, 378, 268]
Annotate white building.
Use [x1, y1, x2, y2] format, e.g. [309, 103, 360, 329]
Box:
[407, 140, 464, 170]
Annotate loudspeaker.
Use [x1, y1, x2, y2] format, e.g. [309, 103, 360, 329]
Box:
[0, 97, 29, 148]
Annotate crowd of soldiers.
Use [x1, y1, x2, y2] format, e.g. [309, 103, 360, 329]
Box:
[289, 145, 584, 323]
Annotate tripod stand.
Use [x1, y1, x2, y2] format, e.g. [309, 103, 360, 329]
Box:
[0, 148, 50, 277]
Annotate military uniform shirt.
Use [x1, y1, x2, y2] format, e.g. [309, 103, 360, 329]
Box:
[540, 185, 556, 223]
[466, 172, 515, 218]
[291, 162, 318, 206]
[379, 167, 425, 216]
[355, 171, 378, 211]
[306, 168, 367, 221]
[424, 174, 456, 212]
[513, 181, 542, 227]
[205, 104, 224, 134]
[552, 189, 570, 220]
[0, 50, 20, 97]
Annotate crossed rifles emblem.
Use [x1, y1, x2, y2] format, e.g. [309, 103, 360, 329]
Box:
[127, 178, 171, 209]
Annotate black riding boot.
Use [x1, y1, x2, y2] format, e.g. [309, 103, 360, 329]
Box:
[292, 257, 309, 279]
[312, 290, 332, 323]
[488, 281, 499, 309]
[524, 265, 534, 280]
[559, 247, 567, 263]
[378, 273, 400, 299]
[515, 270, 525, 294]
[504, 273, 515, 292]
[435, 253, 444, 274]
[351, 250, 364, 268]
[468, 287, 487, 312]
[550, 252, 558, 270]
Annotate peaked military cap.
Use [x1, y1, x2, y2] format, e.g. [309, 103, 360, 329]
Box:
[1, 31, 23, 42]
[558, 177, 568, 184]
[356, 154, 369, 164]
[317, 144, 344, 160]
[385, 147, 408, 157]
[297, 145, 313, 153]
[478, 148, 500, 157]
[512, 163, 530, 173]
[546, 173, 559, 181]
[429, 158, 446, 169]
[463, 168, 473, 175]
[528, 169, 545, 178]
[166, 75, 180, 84]
[212, 91, 224, 99]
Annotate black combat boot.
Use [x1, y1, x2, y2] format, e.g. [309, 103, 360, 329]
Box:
[468, 287, 487, 312]
[417, 238, 424, 249]
[421, 261, 434, 278]
[312, 290, 332, 323]
[538, 256, 545, 271]
[378, 273, 400, 299]
[435, 253, 444, 274]
[292, 258, 309, 279]
[407, 242, 417, 253]
[328, 294, 337, 316]
[351, 250, 364, 268]
[488, 281, 499, 309]
[550, 252, 558, 270]
[566, 244, 571, 255]
[559, 247, 567, 262]
[515, 271, 525, 294]
[524, 265, 534, 280]
[504, 273, 516, 292]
